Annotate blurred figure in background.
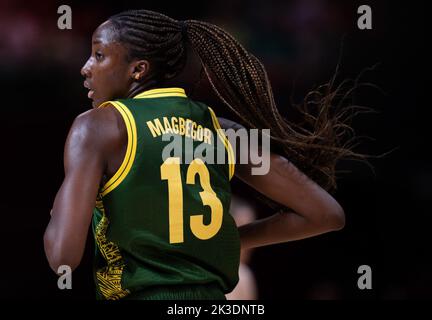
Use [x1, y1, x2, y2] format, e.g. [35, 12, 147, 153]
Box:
[226, 196, 258, 300]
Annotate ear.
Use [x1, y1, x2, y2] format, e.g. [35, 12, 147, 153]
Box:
[131, 60, 150, 81]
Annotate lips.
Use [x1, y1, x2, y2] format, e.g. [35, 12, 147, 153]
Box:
[83, 80, 95, 99]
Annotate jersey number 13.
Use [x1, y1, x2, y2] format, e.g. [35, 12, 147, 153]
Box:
[161, 157, 223, 244]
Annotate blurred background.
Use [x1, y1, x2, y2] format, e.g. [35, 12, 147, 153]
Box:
[0, 0, 429, 299]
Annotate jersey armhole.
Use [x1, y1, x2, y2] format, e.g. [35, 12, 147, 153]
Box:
[98, 101, 138, 197]
[207, 107, 235, 180]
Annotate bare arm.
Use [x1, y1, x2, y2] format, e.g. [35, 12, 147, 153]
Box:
[218, 117, 345, 250]
[44, 108, 118, 272]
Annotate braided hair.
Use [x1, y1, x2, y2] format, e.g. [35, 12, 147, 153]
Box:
[109, 9, 368, 192]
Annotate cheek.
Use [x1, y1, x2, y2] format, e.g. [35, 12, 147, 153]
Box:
[103, 63, 130, 94]
[93, 68, 124, 106]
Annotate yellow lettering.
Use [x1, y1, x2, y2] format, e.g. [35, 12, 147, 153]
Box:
[196, 125, 203, 141]
[152, 116, 212, 143]
[171, 117, 179, 134]
[191, 122, 197, 139]
[146, 119, 165, 137]
[185, 119, 191, 138]
[179, 117, 185, 135]
[163, 117, 173, 134]
[204, 129, 212, 144]
[160, 158, 183, 243]
[187, 158, 223, 240]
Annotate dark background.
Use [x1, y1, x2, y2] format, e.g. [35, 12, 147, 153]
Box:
[0, 0, 429, 299]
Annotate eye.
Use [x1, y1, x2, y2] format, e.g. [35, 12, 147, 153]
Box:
[95, 51, 104, 61]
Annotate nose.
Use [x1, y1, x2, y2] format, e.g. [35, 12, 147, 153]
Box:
[81, 59, 91, 78]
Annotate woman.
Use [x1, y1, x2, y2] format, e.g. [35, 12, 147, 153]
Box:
[44, 10, 354, 300]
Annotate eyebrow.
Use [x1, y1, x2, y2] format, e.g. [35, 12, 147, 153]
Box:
[92, 39, 102, 44]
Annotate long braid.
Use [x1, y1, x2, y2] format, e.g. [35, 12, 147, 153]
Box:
[185, 19, 369, 190]
[109, 10, 368, 191]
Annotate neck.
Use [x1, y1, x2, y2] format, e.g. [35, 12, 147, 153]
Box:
[126, 79, 160, 99]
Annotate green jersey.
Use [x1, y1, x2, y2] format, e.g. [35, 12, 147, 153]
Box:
[91, 88, 240, 300]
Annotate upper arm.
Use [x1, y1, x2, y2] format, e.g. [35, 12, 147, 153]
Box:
[44, 108, 118, 271]
[56, 110, 107, 229]
[238, 154, 340, 217]
[61, 112, 107, 199]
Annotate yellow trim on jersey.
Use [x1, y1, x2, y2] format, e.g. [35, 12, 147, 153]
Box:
[98, 101, 137, 197]
[208, 107, 235, 180]
[133, 87, 187, 99]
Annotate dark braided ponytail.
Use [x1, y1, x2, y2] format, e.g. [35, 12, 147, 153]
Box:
[109, 10, 187, 83]
[109, 9, 368, 191]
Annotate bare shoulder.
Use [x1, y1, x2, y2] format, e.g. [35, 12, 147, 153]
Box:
[74, 105, 121, 130]
[67, 105, 125, 152]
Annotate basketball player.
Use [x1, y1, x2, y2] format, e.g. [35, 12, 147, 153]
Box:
[44, 10, 355, 300]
